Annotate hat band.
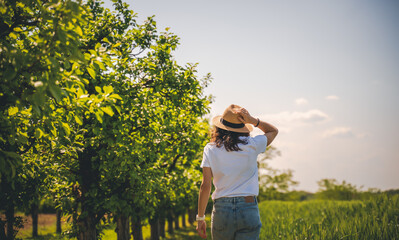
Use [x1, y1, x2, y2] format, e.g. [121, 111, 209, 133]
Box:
[220, 118, 245, 129]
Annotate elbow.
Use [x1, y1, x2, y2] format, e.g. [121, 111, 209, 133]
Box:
[200, 182, 211, 192]
[266, 128, 279, 146]
[270, 128, 278, 139]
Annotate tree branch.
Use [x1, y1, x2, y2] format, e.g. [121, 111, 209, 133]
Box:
[168, 154, 182, 173]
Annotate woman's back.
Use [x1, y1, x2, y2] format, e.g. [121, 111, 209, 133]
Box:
[196, 105, 278, 240]
[201, 135, 267, 200]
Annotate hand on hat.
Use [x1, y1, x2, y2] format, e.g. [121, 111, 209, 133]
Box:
[236, 108, 257, 125]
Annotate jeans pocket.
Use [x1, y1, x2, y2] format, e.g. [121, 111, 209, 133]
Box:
[238, 205, 262, 231]
[212, 208, 229, 232]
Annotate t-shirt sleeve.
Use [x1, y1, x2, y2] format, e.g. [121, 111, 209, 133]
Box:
[200, 145, 211, 168]
[253, 135, 268, 154]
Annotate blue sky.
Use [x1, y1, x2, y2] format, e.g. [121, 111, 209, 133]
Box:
[104, 0, 399, 192]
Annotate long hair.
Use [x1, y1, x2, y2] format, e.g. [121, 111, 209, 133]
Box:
[210, 126, 249, 152]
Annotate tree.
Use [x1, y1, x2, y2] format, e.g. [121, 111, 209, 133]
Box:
[257, 146, 299, 201]
[1, 1, 86, 237]
[0, 0, 86, 181]
[42, 0, 211, 239]
[315, 178, 360, 200]
[1, 1, 211, 239]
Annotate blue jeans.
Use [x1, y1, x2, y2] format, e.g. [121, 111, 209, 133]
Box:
[211, 196, 262, 240]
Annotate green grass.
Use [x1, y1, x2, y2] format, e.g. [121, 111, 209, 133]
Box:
[17, 214, 207, 240]
[259, 195, 399, 239]
[15, 214, 71, 240]
[100, 214, 210, 240]
[18, 195, 399, 239]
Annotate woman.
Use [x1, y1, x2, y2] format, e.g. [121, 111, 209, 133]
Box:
[196, 104, 278, 240]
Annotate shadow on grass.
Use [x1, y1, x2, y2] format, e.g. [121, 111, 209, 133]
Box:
[18, 223, 210, 240]
[17, 233, 68, 240]
[159, 225, 211, 240]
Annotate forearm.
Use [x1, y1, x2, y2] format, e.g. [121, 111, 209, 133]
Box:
[249, 117, 278, 134]
[197, 184, 211, 217]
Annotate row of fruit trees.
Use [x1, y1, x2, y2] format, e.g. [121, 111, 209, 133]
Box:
[0, 0, 212, 239]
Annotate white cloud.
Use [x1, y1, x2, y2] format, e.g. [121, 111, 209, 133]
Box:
[295, 98, 308, 105]
[356, 132, 370, 138]
[322, 127, 354, 138]
[263, 109, 329, 123]
[260, 109, 329, 133]
[325, 95, 339, 100]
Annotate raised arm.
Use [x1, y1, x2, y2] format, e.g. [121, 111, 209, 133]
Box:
[237, 108, 279, 146]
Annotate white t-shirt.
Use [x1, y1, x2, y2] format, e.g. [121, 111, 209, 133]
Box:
[200, 135, 268, 200]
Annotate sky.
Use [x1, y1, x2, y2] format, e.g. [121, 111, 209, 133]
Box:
[104, 0, 399, 192]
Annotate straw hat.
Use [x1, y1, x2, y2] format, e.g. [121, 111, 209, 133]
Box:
[212, 104, 253, 133]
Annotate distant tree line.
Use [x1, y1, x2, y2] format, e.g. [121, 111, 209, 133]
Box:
[256, 146, 397, 201]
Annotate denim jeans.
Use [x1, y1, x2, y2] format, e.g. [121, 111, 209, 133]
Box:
[211, 196, 262, 240]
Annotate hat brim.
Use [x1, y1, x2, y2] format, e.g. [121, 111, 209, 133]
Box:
[212, 115, 253, 133]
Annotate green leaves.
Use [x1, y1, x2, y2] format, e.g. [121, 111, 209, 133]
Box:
[103, 86, 113, 95]
[75, 25, 83, 36]
[0, 0, 211, 237]
[49, 82, 63, 102]
[75, 115, 83, 125]
[95, 110, 104, 123]
[61, 122, 71, 136]
[87, 67, 96, 79]
[8, 107, 18, 116]
[35, 128, 44, 139]
[101, 106, 114, 117]
[109, 94, 122, 100]
[95, 86, 102, 94]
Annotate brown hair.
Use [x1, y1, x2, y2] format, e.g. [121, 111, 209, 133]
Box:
[211, 126, 250, 152]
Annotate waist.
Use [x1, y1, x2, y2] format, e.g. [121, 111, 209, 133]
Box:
[214, 196, 257, 204]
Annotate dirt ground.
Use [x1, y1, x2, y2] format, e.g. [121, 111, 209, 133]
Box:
[21, 213, 66, 230]
[0, 213, 67, 231]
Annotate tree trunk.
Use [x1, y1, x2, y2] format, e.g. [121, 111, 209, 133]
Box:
[174, 212, 179, 230]
[77, 214, 97, 240]
[167, 211, 174, 234]
[76, 147, 101, 240]
[5, 203, 14, 240]
[31, 202, 39, 238]
[188, 207, 195, 225]
[131, 216, 143, 240]
[149, 216, 160, 240]
[0, 218, 6, 240]
[181, 213, 186, 228]
[56, 209, 62, 234]
[159, 215, 165, 238]
[116, 214, 130, 240]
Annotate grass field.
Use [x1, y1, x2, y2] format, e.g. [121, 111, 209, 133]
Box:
[15, 195, 399, 239]
[259, 195, 399, 239]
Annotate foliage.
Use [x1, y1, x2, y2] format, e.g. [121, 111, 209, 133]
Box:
[315, 178, 360, 200]
[257, 146, 299, 201]
[0, 0, 86, 181]
[385, 189, 399, 196]
[1, 0, 211, 238]
[280, 190, 314, 201]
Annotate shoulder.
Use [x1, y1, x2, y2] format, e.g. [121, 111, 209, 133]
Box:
[251, 134, 267, 143]
[204, 142, 217, 152]
[249, 135, 268, 153]
[239, 135, 266, 144]
[205, 142, 215, 148]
